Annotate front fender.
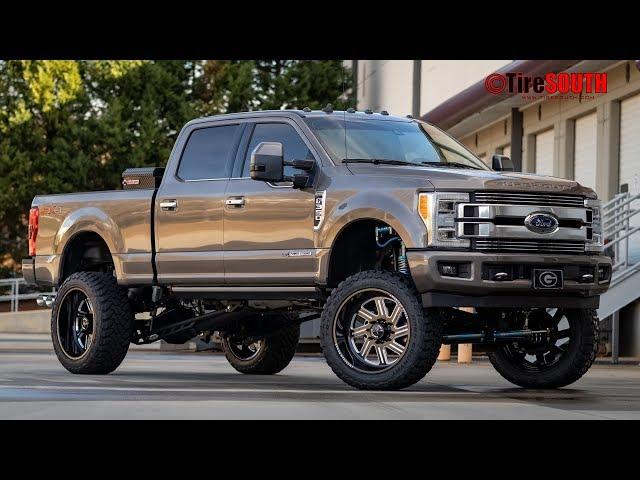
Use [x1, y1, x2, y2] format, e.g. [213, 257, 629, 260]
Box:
[318, 190, 427, 249]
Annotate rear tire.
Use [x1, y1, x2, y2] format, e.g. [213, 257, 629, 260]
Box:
[320, 270, 442, 390]
[222, 323, 300, 375]
[488, 308, 598, 389]
[51, 272, 133, 374]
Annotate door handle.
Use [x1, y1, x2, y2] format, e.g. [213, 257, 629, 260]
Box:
[225, 197, 246, 207]
[160, 199, 178, 211]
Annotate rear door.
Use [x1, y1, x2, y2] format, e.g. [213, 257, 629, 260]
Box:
[155, 121, 244, 285]
[223, 120, 318, 285]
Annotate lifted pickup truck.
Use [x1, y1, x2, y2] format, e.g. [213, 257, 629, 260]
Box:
[22, 108, 611, 390]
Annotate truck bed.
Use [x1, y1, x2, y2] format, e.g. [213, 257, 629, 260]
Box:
[30, 188, 155, 285]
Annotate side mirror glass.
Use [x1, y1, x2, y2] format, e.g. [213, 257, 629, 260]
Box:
[492, 154, 514, 172]
[250, 142, 284, 182]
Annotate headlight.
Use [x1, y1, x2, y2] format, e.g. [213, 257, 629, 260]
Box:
[585, 198, 603, 253]
[418, 192, 470, 247]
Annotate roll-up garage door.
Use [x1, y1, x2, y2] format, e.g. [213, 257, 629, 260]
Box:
[574, 112, 597, 192]
[535, 129, 554, 176]
[620, 93, 640, 233]
[620, 93, 640, 195]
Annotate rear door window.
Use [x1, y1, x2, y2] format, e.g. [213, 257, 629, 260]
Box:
[178, 124, 240, 180]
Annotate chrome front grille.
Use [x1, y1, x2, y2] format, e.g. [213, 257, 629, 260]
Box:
[475, 239, 585, 254]
[461, 191, 590, 254]
[474, 192, 584, 207]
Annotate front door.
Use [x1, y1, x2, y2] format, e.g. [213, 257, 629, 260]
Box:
[155, 122, 244, 285]
[223, 121, 317, 285]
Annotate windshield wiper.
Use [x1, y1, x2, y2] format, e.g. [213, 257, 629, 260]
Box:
[342, 158, 484, 170]
[342, 158, 422, 166]
[420, 161, 483, 170]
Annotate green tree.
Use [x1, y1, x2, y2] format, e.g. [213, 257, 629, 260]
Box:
[195, 60, 352, 112]
[0, 60, 94, 270]
[0, 59, 352, 275]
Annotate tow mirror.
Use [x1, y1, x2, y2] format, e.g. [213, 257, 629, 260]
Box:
[492, 154, 514, 172]
[250, 142, 285, 182]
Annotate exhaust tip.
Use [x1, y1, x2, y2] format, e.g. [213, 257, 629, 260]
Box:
[38, 295, 55, 308]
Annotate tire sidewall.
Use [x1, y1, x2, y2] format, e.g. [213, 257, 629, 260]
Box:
[51, 272, 132, 374]
[222, 336, 270, 369]
[222, 323, 300, 374]
[52, 277, 105, 370]
[488, 308, 597, 388]
[321, 272, 437, 389]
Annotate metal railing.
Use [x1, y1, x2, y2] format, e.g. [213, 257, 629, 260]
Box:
[601, 191, 640, 363]
[0, 278, 55, 313]
[602, 191, 640, 286]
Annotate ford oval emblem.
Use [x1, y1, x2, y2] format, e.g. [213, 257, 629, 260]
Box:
[524, 212, 559, 234]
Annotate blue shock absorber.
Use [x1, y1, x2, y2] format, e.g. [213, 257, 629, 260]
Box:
[375, 226, 409, 275]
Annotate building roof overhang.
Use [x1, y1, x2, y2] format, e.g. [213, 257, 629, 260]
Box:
[422, 60, 621, 138]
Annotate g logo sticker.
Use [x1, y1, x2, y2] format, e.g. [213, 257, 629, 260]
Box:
[534, 269, 563, 289]
[539, 271, 559, 288]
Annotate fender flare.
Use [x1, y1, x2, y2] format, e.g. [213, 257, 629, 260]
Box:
[55, 207, 124, 282]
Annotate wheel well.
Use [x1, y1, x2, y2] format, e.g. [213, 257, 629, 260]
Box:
[59, 232, 114, 285]
[327, 219, 398, 288]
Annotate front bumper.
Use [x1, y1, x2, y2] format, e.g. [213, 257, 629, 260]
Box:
[407, 250, 612, 309]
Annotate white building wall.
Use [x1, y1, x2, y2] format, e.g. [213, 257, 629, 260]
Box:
[354, 60, 512, 116]
[420, 60, 512, 113]
[356, 60, 413, 115]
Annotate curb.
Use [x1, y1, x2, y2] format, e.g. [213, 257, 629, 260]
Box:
[0, 310, 50, 334]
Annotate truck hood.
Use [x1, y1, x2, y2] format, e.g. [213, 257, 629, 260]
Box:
[345, 164, 596, 198]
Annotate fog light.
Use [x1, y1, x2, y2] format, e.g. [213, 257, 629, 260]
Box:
[598, 265, 611, 283]
[440, 264, 458, 276]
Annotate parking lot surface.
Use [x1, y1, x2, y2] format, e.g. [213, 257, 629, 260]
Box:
[1, 334, 639, 419]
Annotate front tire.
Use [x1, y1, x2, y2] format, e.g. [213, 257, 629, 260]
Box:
[488, 308, 599, 389]
[320, 271, 442, 390]
[51, 272, 134, 374]
[222, 323, 300, 375]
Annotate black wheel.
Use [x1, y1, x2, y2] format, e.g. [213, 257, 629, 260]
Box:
[488, 308, 599, 389]
[51, 272, 133, 374]
[222, 323, 299, 375]
[320, 270, 442, 390]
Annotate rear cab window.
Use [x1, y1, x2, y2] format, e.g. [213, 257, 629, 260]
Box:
[177, 124, 241, 180]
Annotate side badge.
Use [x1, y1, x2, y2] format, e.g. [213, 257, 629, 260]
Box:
[314, 190, 326, 230]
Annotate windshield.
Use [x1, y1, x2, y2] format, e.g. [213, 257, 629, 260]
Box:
[304, 116, 489, 170]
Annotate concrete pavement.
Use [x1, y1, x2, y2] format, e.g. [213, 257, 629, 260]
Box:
[1, 334, 639, 419]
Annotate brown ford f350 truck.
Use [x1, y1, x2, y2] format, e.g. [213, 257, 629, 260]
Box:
[22, 108, 611, 390]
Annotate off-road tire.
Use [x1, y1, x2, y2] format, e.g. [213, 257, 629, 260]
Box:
[222, 323, 300, 375]
[320, 270, 442, 390]
[488, 308, 599, 389]
[51, 271, 133, 374]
